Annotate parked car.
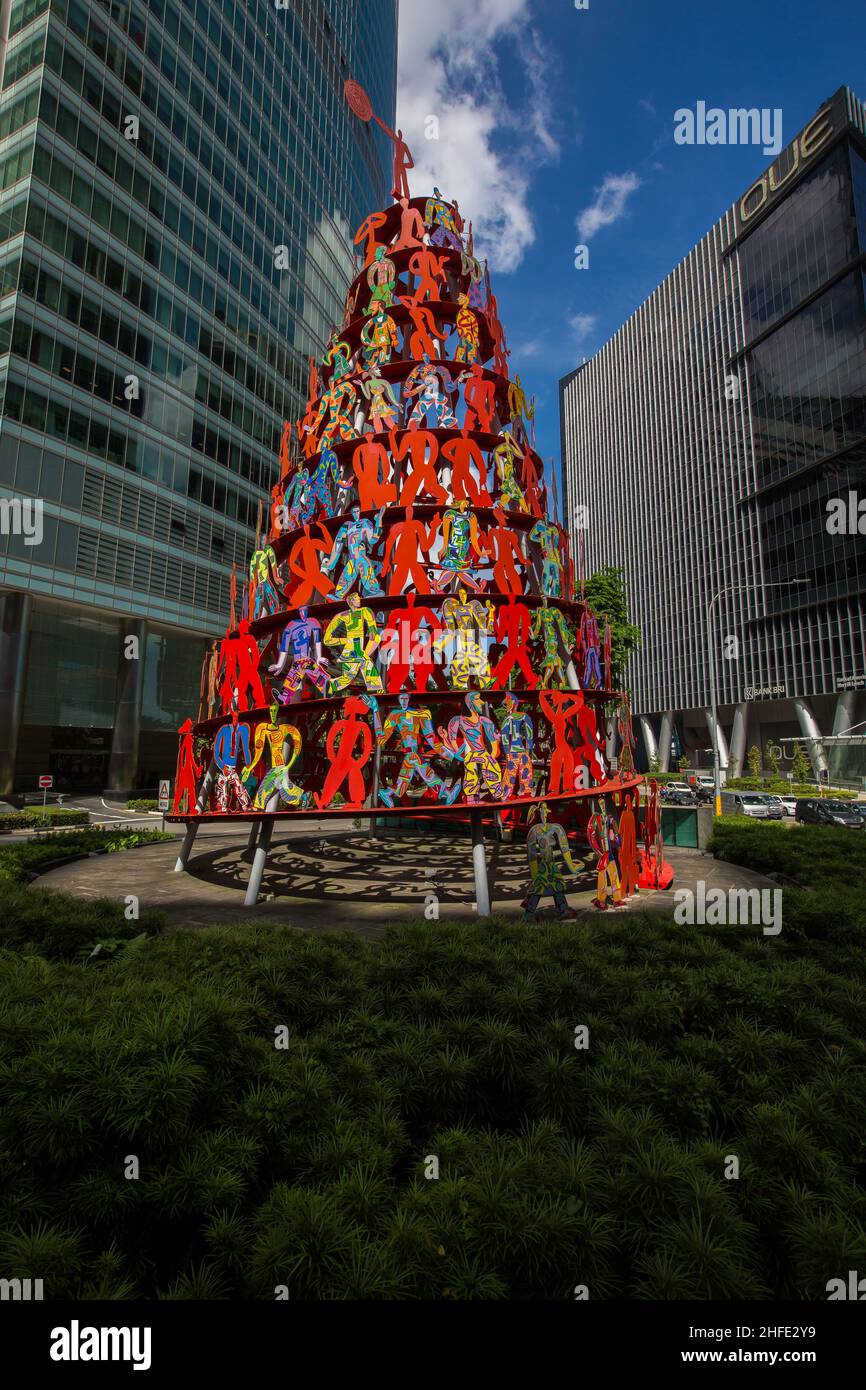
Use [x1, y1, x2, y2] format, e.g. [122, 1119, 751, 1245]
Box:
[719, 790, 770, 818]
[795, 798, 864, 828]
[756, 794, 785, 820]
[662, 788, 697, 807]
[666, 782, 697, 800]
[778, 796, 798, 817]
[846, 802, 866, 826]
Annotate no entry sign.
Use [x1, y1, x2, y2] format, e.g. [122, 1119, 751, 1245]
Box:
[38, 775, 53, 789]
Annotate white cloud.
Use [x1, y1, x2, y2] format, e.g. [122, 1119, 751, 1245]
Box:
[569, 312, 597, 343]
[575, 172, 641, 240]
[396, 0, 559, 273]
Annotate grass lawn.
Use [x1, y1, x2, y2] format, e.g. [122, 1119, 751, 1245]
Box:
[0, 824, 864, 1299]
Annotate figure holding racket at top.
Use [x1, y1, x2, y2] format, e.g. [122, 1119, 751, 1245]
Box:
[345, 79, 414, 201]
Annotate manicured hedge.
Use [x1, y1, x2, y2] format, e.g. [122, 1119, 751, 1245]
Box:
[0, 808, 90, 832]
[0, 829, 172, 889]
[725, 777, 855, 799]
[126, 799, 160, 812]
[708, 816, 866, 888]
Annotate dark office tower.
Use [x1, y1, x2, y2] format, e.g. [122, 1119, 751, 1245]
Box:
[0, 0, 397, 794]
[560, 88, 866, 782]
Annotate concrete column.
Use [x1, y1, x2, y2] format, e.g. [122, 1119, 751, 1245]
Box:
[639, 715, 658, 768]
[107, 617, 147, 796]
[729, 701, 748, 779]
[832, 689, 858, 735]
[658, 710, 674, 773]
[793, 697, 829, 777]
[0, 590, 31, 797]
[704, 709, 730, 769]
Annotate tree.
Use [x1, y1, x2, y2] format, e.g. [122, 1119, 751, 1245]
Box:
[765, 741, 781, 777]
[747, 745, 762, 780]
[791, 740, 812, 784]
[582, 565, 641, 687]
[678, 754, 690, 772]
[649, 751, 660, 774]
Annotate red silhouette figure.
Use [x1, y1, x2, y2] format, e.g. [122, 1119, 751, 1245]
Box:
[354, 210, 389, 268]
[408, 247, 447, 304]
[439, 428, 492, 507]
[217, 629, 240, 713]
[384, 126, 414, 200]
[352, 438, 397, 511]
[486, 293, 510, 377]
[569, 689, 606, 785]
[284, 523, 334, 607]
[539, 690, 584, 796]
[521, 444, 544, 518]
[392, 196, 425, 252]
[380, 590, 442, 693]
[461, 362, 496, 433]
[381, 505, 438, 595]
[398, 295, 448, 359]
[390, 429, 447, 506]
[483, 509, 526, 594]
[279, 419, 292, 479]
[235, 618, 266, 712]
[618, 792, 639, 899]
[316, 696, 373, 809]
[492, 595, 537, 689]
[173, 718, 203, 814]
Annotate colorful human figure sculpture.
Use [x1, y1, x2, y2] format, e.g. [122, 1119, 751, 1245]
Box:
[361, 305, 399, 369]
[365, 244, 397, 312]
[461, 247, 486, 310]
[361, 371, 399, 434]
[530, 517, 565, 598]
[522, 803, 583, 919]
[249, 542, 281, 619]
[392, 195, 425, 252]
[323, 504, 385, 599]
[243, 703, 291, 786]
[253, 721, 310, 810]
[174, 718, 203, 814]
[580, 606, 602, 689]
[492, 431, 528, 512]
[217, 628, 240, 713]
[408, 246, 446, 304]
[454, 293, 480, 364]
[283, 464, 311, 529]
[366, 693, 457, 807]
[424, 187, 463, 251]
[304, 376, 358, 449]
[483, 509, 526, 595]
[459, 362, 496, 433]
[439, 428, 492, 507]
[430, 499, 487, 592]
[399, 297, 448, 361]
[507, 374, 531, 437]
[618, 791, 639, 900]
[316, 695, 374, 808]
[588, 803, 622, 910]
[498, 691, 536, 800]
[439, 691, 502, 803]
[308, 445, 351, 521]
[568, 688, 607, 786]
[378, 591, 442, 694]
[531, 599, 574, 689]
[269, 607, 329, 703]
[437, 587, 496, 689]
[322, 333, 354, 384]
[381, 504, 437, 596]
[324, 592, 384, 695]
[351, 436, 397, 511]
[198, 641, 220, 721]
[390, 428, 447, 506]
[492, 594, 537, 689]
[236, 619, 266, 710]
[615, 694, 636, 777]
[213, 711, 253, 812]
[283, 522, 334, 608]
[279, 418, 293, 479]
[521, 445, 544, 518]
[486, 292, 510, 377]
[403, 355, 458, 429]
[354, 209, 389, 268]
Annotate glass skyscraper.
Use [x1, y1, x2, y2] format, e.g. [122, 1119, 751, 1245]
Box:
[0, 0, 397, 793]
[560, 88, 866, 778]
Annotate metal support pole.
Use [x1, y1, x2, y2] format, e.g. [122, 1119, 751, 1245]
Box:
[471, 808, 490, 916]
[244, 791, 280, 906]
[246, 819, 260, 854]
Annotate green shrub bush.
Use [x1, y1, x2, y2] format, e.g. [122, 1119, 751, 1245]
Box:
[0, 910, 864, 1299]
[725, 777, 855, 798]
[0, 829, 172, 885]
[126, 799, 160, 812]
[708, 817, 866, 888]
[0, 808, 90, 832]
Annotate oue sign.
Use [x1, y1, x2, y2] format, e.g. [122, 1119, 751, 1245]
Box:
[737, 104, 834, 228]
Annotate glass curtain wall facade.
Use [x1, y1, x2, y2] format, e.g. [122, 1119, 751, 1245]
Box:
[560, 88, 866, 778]
[0, 0, 397, 793]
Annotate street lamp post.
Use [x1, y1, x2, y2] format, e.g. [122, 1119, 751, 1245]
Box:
[707, 580, 810, 817]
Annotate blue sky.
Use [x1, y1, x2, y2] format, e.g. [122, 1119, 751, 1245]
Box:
[396, 0, 866, 489]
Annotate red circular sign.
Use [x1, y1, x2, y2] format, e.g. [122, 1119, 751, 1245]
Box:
[344, 79, 372, 122]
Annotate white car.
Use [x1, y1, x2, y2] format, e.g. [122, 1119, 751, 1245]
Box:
[778, 796, 798, 817]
